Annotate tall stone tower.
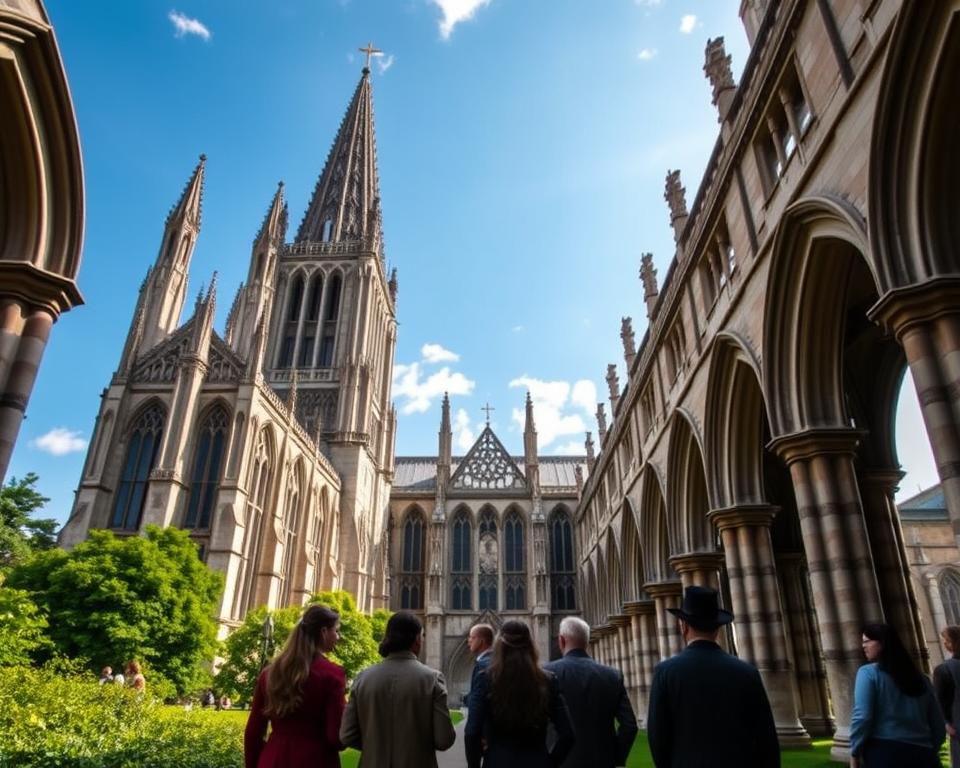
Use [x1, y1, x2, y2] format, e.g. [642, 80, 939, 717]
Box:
[60, 63, 397, 624]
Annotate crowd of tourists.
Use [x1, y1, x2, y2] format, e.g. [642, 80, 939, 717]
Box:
[243, 588, 960, 768]
[97, 661, 146, 692]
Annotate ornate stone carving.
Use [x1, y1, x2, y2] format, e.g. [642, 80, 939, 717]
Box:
[704, 37, 735, 107]
[620, 317, 636, 368]
[640, 253, 659, 318]
[450, 427, 526, 490]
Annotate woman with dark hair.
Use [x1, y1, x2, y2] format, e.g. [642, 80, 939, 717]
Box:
[465, 620, 575, 768]
[935, 625, 960, 767]
[849, 622, 944, 768]
[244, 605, 344, 768]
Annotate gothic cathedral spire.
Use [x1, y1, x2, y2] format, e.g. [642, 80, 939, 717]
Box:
[296, 69, 382, 246]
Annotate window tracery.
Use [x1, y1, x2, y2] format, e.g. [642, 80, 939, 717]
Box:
[504, 510, 526, 610]
[451, 429, 525, 490]
[399, 509, 426, 610]
[111, 403, 165, 530]
[184, 405, 229, 530]
[450, 509, 472, 610]
[478, 508, 498, 610]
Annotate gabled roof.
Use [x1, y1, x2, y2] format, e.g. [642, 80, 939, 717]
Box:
[898, 483, 947, 521]
[449, 426, 527, 491]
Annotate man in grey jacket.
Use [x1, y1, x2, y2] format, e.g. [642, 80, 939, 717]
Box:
[544, 616, 638, 767]
[340, 612, 456, 768]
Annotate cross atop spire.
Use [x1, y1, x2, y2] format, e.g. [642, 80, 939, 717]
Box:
[359, 42, 383, 71]
[481, 402, 495, 424]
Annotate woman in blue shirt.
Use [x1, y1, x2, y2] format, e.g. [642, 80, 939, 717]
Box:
[850, 622, 944, 768]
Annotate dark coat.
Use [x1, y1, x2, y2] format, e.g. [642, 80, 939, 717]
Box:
[646, 640, 779, 768]
[465, 668, 575, 768]
[543, 649, 638, 767]
[244, 654, 346, 768]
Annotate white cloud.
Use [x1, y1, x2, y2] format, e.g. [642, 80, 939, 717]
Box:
[376, 54, 395, 74]
[421, 343, 459, 363]
[571, 380, 598, 415]
[637, 48, 658, 61]
[30, 427, 87, 456]
[679, 14, 697, 34]
[553, 440, 587, 456]
[168, 10, 212, 41]
[430, 0, 492, 39]
[508, 376, 599, 449]
[393, 362, 475, 415]
[453, 408, 476, 451]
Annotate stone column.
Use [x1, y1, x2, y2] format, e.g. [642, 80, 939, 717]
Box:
[777, 553, 833, 736]
[769, 428, 883, 759]
[709, 505, 809, 746]
[0, 304, 54, 482]
[645, 581, 684, 658]
[669, 551, 725, 590]
[625, 600, 657, 723]
[858, 468, 928, 670]
[871, 281, 960, 545]
[611, 614, 633, 689]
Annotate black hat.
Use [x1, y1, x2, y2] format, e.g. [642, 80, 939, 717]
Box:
[667, 586, 734, 631]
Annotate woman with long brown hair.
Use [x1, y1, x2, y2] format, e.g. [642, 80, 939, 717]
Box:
[244, 605, 345, 768]
[464, 620, 574, 768]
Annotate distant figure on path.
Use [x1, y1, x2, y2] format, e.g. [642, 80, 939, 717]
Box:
[465, 619, 575, 768]
[340, 611, 456, 768]
[244, 605, 345, 768]
[935, 625, 960, 768]
[98, 666, 113, 685]
[646, 585, 779, 768]
[851, 622, 944, 768]
[544, 615, 637, 767]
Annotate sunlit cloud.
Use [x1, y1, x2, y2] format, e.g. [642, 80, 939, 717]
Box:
[679, 14, 698, 34]
[168, 10, 211, 41]
[393, 363, 475, 415]
[508, 375, 597, 449]
[376, 54, 396, 74]
[30, 427, 88, 456]
[637, 48, 658, 61]
[421, 343, 459, 363]
[453, 408, 476, 451]
[430, 0, 493, 39]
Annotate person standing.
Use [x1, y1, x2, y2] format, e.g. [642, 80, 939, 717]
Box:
[98, 666, 114, 685]
[340, 611, 456, 768]
[935, 625, 960, 768]
[851, 622, 944, 768]
[465, 619, 575, 768]
[125, 661, 146, 693]
[646, 585, 779, 768]
[464, 623, 495, 763]
[544, 615, 637, 767]
[244, 605, 345, 768]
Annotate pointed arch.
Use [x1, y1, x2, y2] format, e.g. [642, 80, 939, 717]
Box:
[586, 557, 599, 626]
[503, 505, 526, 610]
[450, 505, 472, 610]
[605, 528, 622, 615]
[620, 498, 643, 601]
[279, 459, 305, 603]
[234, 426, 275, 618]
[319, 271, 343, 367]
[666, 409, 714, 553]
[111, 400, 166, 530]
[639, 464, 671, 584]
[478, 505, 498, 610]
[704, 333, 767, 508]
[763, 196, 873, 437]
[185, 402, 230, 530]
[941, 568, 960, 626]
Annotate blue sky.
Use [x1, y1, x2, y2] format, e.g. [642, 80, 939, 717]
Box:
[11, 0, 937, 524]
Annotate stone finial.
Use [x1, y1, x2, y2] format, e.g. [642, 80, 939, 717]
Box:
[585, 431, 596, 471]
[640, 253, 659, 319]
[574, 463, 584, 496]
[665, 170, 688, 242]
[388, 268, 398, 305]
[606, 364, 620, 413]
[596, 403, 608, 444]
[620, 316, 636, 369]
[704, 37, 736, 122]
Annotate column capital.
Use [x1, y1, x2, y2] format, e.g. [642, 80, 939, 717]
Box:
[609, 613, 632, 629]
[623, 599, 656, 616]
[591, 623, 615, 638]
[643, 580, 683, 598]
[767, 427, 866, 465]
[669, 551, 726, 574]
[868, 276, 960, 339]
[857, 467, 906, 495]
[708, 504, 779, 531]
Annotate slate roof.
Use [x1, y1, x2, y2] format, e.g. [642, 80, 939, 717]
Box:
[898, 483, 947, 521]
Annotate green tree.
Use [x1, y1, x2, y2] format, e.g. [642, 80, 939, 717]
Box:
[214, 604, 302, 704]
[310, 590, 380, 680]
[7, 525, 223, 694]
[370, 607, 392, 644]
[0, 576, 50, 666]
[0, 473, 56, 569]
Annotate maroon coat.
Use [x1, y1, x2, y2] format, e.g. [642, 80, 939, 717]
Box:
[244, 655, 346, 768]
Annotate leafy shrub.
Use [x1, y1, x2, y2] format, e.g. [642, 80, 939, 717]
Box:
[0, 579, 50, 666]
[0, 665, 244, 768]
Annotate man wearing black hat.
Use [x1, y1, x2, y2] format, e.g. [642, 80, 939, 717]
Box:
[646, 586, 779, 768]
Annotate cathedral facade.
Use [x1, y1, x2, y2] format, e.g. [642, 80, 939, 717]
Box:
[60, 67, 397, 621]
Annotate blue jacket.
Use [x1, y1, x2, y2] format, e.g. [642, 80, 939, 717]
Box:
[849, 662, 945, 757]
[544, 649, 638, 767]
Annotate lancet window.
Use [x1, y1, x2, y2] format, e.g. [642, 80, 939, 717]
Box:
[399, 508, 426, 610]
[279, 275, 305, 368]
[550, 508, 576, 610]
[184, 405, 229, 530]
[235, 429, 273, 618]
[318, 274, 341, 367]
[111, 403, 165, 531]
[300, 274, 324, 367]
[504, 510, 526, 610]
[450, 508, 472, 610]
[942, 569, 960, 626]
[279, 463, 303, 604]
[478, 508, 498, 610]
